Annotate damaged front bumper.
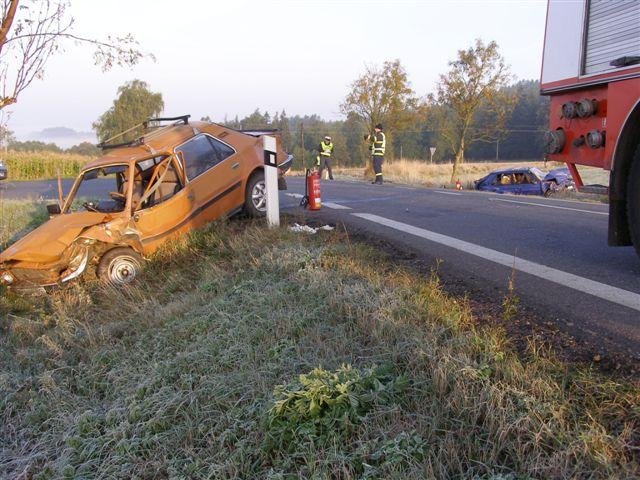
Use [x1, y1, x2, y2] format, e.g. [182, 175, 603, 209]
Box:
[0, 243, 91, 289]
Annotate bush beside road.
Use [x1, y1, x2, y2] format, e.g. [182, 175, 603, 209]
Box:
[0, 206, 638, 479]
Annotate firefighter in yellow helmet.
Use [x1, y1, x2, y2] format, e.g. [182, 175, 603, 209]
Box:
[316, 135, 334, 180]
[364, 123, 386, 184]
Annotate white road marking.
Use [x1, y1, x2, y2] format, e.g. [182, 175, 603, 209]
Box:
[489, 197, 608, 216]
[352, 213, 640, 312]
[323, 202, 352, 210]
[433, 190, 462, 196]
[285, 193, 351, 210]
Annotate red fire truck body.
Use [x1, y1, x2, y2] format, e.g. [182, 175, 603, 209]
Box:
[541, 0, 640, 255]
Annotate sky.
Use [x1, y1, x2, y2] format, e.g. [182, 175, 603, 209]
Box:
[6, 0, 548, 139]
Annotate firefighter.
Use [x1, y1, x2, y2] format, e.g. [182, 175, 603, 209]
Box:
[364, 123, 386, 184]
[316, 135, 334, 180]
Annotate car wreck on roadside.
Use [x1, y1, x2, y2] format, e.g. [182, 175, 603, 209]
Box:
[473, 166, 574, 196]
[0, 116, 291, 289]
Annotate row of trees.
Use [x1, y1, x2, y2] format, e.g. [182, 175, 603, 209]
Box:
[203, 40, 549, 178]
[1, 1, 548, 181]
[198, 79, 547, 171]
[7, 137, 100, 156]
[6, 69, 548, 168]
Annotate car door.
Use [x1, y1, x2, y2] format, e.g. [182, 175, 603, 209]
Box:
[126, 155, 193, 253]
[488, 173, 515, 194]
[175, 133, 241, 230]
[521, 172, 544, 195]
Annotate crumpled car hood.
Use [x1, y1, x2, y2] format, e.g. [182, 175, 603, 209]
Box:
[0, 212, 108, 264]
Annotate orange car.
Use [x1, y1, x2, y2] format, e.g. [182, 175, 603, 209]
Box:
[0, 116, 290, 289]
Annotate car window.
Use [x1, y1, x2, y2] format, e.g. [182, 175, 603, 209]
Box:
[493, 173, 512, 185]
[208, 136, 235, 164]
[530, 168, 544, 180]
[176, 134, 235, 181]
[133, 157, 183, 211]
[67, 165, 128, 213]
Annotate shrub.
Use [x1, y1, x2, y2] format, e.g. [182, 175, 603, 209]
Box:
[264, 364, 406, 454]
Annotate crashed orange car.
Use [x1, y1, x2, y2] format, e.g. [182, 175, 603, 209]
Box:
[0, 116, 291, 288]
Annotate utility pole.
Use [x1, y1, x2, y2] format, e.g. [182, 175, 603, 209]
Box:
[496, 139, 500, 161]
[300, 123, 304, 168]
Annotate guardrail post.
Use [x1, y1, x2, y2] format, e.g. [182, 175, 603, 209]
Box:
[263, 135, 279, 227]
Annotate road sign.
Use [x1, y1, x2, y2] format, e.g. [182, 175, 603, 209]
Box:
[429, 147, 436, 163]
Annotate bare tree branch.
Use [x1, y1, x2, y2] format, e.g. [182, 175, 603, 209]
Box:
[0, 0, 18, 54]
[0, 0, 152, 111]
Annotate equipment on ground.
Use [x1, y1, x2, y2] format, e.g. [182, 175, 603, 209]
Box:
[300, 169, 321, 210]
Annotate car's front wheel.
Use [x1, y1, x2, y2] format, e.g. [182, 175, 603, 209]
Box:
[543, 180, 557, 197]
[244, 171, 266, 217]
[97, 247, 143, 286]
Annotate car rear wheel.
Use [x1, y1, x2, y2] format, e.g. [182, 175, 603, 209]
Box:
[627, 146, 640, 258]
[97, 248, 143, 286]
[244, 171, 266, 217]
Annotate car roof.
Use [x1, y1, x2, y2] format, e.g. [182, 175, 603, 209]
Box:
[81, 121, 246, 171]
[490, 167, 535, 174]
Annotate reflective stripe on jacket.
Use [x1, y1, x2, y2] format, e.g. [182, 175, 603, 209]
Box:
[368, 131, 385, 156]
[319, 141, 334, 156]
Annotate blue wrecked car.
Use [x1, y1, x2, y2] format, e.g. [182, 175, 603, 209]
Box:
[474, 166, 573, 196]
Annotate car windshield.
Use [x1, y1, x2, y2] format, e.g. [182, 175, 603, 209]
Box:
[66, 164, 129, 213]
[530, 168, 544, 180]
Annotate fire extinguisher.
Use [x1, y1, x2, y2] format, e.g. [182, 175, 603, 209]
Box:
[301, 169, 321, 210]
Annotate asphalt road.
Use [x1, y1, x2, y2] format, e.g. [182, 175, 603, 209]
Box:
[0, 178, 77, 201]
[280, 177, 640, 359]
[3, 176, 640, 357]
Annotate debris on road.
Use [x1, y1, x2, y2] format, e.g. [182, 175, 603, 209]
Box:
[289, 223, 334, 234]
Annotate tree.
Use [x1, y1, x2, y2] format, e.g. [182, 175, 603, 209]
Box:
[341, 59, 418, 161]
[240, 109, 271, 130]
[8, 138, 61, 152]
[66, 141, 100, 156]
[0, 0, 151, 111]
[431, 39, 515, 182]
[0, 123, 14, 146]
[92, 80, 163, 143]
[466, 80, 549, 160]
[274, 110, 292, 152]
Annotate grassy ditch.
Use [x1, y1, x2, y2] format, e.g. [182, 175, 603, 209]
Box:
[0, 198, 49, 250]
[1, 216, 639, 479]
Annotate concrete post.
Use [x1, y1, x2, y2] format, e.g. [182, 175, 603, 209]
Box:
[263, 135, 279, 228]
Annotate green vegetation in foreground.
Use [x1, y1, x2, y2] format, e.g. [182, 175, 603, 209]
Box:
[0, 199, 49, 249]
[3, 150, 90, 181]
[1, 219, 639, 479]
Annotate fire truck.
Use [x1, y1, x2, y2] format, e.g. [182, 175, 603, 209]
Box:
[541, 0, 640, 257]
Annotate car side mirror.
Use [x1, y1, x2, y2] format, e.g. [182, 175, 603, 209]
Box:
[47, 204, 61, 215]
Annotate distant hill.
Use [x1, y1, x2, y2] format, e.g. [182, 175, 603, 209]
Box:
[21, 127, 97, 149]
